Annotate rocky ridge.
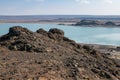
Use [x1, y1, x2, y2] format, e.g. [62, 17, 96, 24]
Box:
[0, 26, 119, 80]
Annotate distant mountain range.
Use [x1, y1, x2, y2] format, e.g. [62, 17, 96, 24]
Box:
[0, 15, 120, 21]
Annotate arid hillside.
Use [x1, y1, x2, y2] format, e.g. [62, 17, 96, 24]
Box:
[0, 26, 119, 80]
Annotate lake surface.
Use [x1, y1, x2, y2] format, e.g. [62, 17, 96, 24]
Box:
[0, 23, 120, 46]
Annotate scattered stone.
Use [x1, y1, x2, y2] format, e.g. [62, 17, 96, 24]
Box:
[0, 26, 119, 80]
[116, 47, 120, 51]
[38, 77, 48, 80]
[82, 45, 91, 51]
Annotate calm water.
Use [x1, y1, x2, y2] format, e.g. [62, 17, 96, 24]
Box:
[0, 23, 120, 46]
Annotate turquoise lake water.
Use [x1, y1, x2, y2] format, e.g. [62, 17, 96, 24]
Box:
[0, 23, 120, 46]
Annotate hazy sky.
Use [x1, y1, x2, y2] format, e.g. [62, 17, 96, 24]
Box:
[0, 0, 120, 15]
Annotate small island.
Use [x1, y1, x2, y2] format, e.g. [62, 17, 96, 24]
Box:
[73, 19, 120, 27]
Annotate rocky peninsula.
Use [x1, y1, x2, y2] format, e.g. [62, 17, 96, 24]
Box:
[73, 20, 120, 27]
[0, 26, 119, 80]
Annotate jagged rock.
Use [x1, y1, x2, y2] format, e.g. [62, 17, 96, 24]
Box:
[90, 49, 97, 55]
[49, 28, 64, 36]
[63, 37, 75, 42]
[48, 32, 56, 40]
[115, 47, 120, 51]
[82, 45, 92, 51]
[36, 28, 48, 36]
[48, 28, 64, 41]
[9, 26, 32, 36]
[48, 32, 63, 41]
[99, 71, 112, 79]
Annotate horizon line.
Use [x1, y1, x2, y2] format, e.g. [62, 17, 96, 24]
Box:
[0, 14, 120, 16]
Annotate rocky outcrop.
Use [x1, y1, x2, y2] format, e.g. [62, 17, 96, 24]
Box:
[0, 27, 67, 52]
[49, 28, 64, 36]
[36, 28, 48, 36]
[74, 20, 118, 26]
[74, 20, 101, 26]
[0, 26, 119, 80]
[48, 28, 64, 41]
[105, 21, 116, 26]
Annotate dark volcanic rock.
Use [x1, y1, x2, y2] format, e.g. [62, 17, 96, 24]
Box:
[0, 26, 119, 80]
[9, 26, 32, 36]
[48, 28, 64, 41]
[36, 28, 48, 36]
[74, 20, 117, 27]
[0, 26, 46, 52]
[49, 28, 64, 36]
[75, 20, 101, 26]
[105, 21, 116, 26]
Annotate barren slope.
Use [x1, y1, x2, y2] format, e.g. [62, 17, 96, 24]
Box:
[0, 26, 119, 80]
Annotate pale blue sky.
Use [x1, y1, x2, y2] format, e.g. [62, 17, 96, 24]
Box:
[0, 0, 120, 15]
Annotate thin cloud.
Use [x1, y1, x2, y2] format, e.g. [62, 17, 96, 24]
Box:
[75, 0, 90, 4]
[75, 0, 80, 2]
[26, 0, 44, 2]
[104, 0, 113, 4]
[81, 0, 90, 4]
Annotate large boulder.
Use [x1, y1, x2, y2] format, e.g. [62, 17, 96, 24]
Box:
[48, 28, 64, 41]
[36, 28, 48, 36]
[0, 26, 32, 42]
[49, 28, 64, 36]
[9, 26, 32, 36]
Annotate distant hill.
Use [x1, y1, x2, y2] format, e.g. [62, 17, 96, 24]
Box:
[0, 15, 120, 21]
[74, 20, 119, 26]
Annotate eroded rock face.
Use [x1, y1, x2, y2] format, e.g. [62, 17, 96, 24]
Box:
[49, 28, 64, 36]
[0, 26, 119, 80]
[36, 28, 48, 36]
[48, 28, 65, 41]
[9, 26, 33, 36]
[0, 27, 66, 52]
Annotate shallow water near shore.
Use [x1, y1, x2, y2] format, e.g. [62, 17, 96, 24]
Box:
[0, 23, 120, 46]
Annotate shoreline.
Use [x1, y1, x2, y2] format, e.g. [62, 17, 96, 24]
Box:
[80, 43, 120, 60]
[0, 22, 120, 60]
[0, 21, 76, 24]
[1, 21, 120, 28]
